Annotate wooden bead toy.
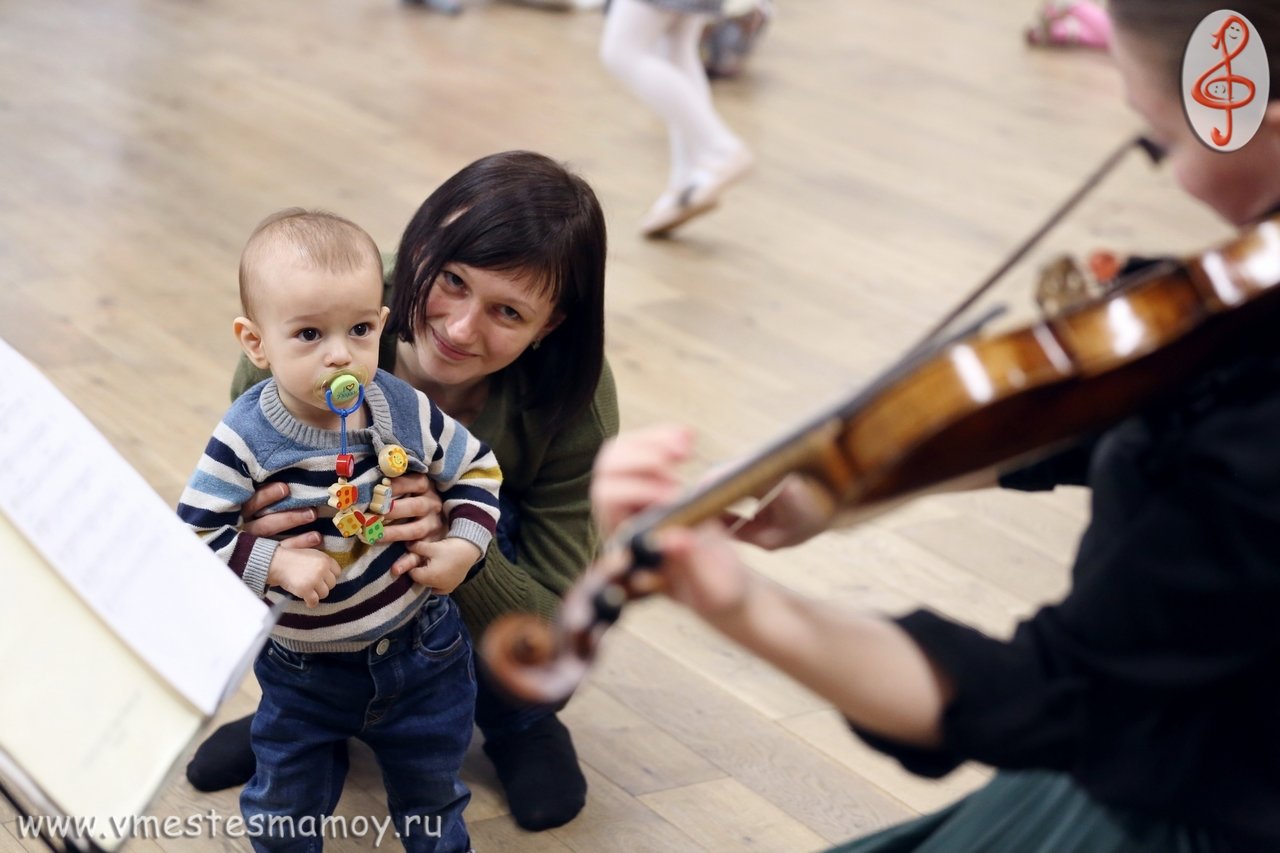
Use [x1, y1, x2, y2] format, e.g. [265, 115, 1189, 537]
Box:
[379, 444, 409, 478]
[358, 514, 386, 545]
[369, 478, 394, 515]
[333, 507, 362, 538]
[328, 481, 358, 511]
[336, 453, 355, 479]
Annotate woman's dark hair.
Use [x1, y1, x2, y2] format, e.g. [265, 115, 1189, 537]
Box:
[386, 150, 607, 431]
[1108, 0, 1279, 97]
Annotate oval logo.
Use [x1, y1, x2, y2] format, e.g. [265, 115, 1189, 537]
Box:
[1182, 10, 1270, 152]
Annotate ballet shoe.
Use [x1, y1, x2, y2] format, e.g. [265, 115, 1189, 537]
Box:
[640, 187, 719, 238]
[640, 147, 754, 238]
[685, 146, 755, 210]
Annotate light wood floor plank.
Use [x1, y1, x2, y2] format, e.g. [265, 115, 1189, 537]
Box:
[638, 777, 830, 853]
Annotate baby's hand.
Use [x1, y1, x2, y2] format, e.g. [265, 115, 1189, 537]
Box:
[266, 548, 341, 608]
[391, 537, 481, 595]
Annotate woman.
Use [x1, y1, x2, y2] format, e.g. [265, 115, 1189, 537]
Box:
[187, 150, 619, 833]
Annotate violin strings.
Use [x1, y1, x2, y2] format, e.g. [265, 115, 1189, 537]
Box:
[724, 478, 790, 536]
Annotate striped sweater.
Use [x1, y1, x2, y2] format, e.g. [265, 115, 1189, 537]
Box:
[177, 369, 502, 652]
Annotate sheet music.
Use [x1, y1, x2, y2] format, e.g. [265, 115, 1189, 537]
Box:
[0, 337, 271, 715]
[0, 510, 203, 848]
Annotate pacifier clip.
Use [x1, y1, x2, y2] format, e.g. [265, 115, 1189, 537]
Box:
[324, 374, 408, 544]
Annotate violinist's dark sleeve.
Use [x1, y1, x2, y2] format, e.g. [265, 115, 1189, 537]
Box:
[850, 348, 1280, 847]
[996, 438, 1097, 492]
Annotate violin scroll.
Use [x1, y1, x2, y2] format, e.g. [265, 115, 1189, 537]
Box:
[480, 543, 666, 704]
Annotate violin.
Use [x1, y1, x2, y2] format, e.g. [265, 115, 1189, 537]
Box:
[480, 137, 1280, 705]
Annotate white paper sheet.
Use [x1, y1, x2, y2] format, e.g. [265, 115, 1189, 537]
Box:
[0, 336, 272, 715]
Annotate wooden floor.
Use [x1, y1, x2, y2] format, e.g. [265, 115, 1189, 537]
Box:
[0, 0, 1234, 850]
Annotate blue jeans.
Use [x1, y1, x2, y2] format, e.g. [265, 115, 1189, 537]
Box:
[242, 596, 475, 853]
[473, 496, 567, 739]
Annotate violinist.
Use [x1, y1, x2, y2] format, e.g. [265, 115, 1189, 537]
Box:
[589, 1, 1280, 850]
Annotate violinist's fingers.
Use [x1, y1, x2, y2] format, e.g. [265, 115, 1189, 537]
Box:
[592, 425, 695, 535]
[653, 524, 752, 622]
[627, 568, 666, 597]
[718, 509, 751, 531]
[593, 474, 685, 525]
[730, 475, 838, 551]
[596, 425, 694, 479]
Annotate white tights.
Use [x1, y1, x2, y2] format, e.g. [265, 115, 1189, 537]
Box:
[600, 0, 744, 195]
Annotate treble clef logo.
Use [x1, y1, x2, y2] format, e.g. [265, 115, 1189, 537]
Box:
[1191, 15, 1255, 147]
[1182, 10, 1270, 153]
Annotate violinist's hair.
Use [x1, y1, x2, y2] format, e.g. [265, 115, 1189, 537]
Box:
[1108, 0, 1280, 98]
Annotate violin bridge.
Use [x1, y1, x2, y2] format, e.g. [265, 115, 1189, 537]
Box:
[1035, 254, 1098, 317]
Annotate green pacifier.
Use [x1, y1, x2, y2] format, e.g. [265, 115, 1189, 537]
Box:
[328, 374, 361, 407]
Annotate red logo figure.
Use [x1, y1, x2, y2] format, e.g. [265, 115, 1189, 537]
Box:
[1190, 14, 1256, 147]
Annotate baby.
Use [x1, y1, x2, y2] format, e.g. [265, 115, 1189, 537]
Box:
[177, 208, 498, 852]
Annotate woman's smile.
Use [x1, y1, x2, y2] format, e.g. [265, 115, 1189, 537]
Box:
[430, 326, 476, 361]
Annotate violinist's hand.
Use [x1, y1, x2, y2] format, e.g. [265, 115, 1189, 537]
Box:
[591, 424, 695, 538]
[654, 524, 754, 624]
[729, 473, 838, 550]
[591, 425, 839, 551]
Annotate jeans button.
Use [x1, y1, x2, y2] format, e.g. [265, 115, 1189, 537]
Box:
[375, 638, 390, 655]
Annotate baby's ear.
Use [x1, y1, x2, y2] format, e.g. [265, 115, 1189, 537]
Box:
[379, 305, 390, 328]
[234, 317, 271, 369]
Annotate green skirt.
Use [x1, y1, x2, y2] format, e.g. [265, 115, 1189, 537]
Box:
[829, 771, 1218, 853]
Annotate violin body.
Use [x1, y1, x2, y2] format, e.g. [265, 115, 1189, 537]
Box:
[850, 221, 1280, 508]
[483, 216, 1280, 705]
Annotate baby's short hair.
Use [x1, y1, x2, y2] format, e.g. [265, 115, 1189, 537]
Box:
[238, 208, 382, 318]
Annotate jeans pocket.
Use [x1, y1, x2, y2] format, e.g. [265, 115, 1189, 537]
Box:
[415, 600, 467, 661]
[265, 639, 309, 673]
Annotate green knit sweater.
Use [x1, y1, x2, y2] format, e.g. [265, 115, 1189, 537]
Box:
[230, 273, 619, 640]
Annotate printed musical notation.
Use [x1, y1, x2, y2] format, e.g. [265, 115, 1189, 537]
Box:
[0, 336, 272, 715]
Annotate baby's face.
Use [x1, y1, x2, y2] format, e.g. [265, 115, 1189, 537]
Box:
[250, 259, 387, 427]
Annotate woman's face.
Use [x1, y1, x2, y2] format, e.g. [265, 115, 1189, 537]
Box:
[1111, 26, 1280, 226]
[408, 262, 563, 388]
